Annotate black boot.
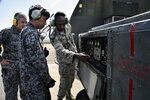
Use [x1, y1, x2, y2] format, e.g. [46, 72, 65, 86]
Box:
[66, 90, 75, 100]
[57, 98, 63, 100]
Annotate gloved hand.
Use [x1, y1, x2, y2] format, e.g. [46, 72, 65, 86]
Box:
[44, 47, 49, 57]
[47, 78, 56, 88]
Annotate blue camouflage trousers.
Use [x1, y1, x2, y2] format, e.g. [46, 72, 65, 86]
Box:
[1, 68, 20, 100]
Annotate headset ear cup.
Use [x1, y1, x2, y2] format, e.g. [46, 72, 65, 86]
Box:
[50, 19, 55, 26]
[54, 19, 56, 26]
[65, 18, 68, 24]
[13, 18, 17, 26]
[31, 9, 41, 19]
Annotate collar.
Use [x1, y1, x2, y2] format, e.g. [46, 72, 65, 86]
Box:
[28, 22, 36, 29]
[11, 25, 20, 33]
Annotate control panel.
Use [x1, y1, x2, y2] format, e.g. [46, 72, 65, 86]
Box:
[81, 37, 107, 75]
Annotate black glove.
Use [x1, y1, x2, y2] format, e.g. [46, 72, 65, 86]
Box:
[44, 47, 49, 57]
[47, 78, 56, 88]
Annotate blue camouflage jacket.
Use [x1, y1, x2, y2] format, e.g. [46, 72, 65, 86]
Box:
[0, 26, 21, 61]
[20, 23, 52, 85]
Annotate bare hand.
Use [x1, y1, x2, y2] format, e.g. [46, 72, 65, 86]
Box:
[0, 59, 12, 65]
[75, 52, 90, 62]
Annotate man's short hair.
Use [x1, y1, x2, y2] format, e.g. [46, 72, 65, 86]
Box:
[54, 12, 66, 20]
[14, 12, 26, 20]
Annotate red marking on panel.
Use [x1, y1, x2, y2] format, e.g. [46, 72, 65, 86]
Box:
[128, 78, 133, 100]
[130, 24, 135, 57]
[119, 59, 148, 80]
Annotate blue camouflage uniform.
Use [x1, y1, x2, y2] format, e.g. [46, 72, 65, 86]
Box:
[50, 27, 78, 99]
[19, 23, 53, 100]
[0, 26, 22, 100]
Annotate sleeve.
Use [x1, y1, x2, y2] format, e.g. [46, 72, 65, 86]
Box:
[51, 35, 76, 64]
[0, 29, 10, 44]
[69, 33, 78, 52]
[0, 28, 12, 63]
[24, 31, 52, 84]
[0, 29, 5, 47]
[0, 56, 3, 62]
[0, 31, 3, 53]
[0, 29, 7, 60]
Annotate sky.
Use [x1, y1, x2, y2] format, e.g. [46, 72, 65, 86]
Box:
[0, 0, 79, 30]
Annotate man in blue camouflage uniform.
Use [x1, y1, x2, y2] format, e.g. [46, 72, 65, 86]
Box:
[19, 5, 55, 100]
[50, 12, 90, 100]
[0, 12, 27, 100]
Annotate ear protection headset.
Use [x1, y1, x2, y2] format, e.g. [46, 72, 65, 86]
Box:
[13, 12, 26, 26]
[51, 12, 68, 26]
[13, 18, 18, 26]
[31, 8, 43, 19]
[30, 5, 44, 20]
[13, 13, 20, 26]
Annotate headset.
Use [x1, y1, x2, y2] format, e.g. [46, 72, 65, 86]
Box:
[30, 5, 44, 20]
[13, 12, 26, 26]
[51, 12, 68, 26]
[31, 8, 43, 19]
[13, 13, 20, 26]
[13, 18, 18, 26]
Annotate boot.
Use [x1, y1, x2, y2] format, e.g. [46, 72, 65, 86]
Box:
[66, 94, 75, 100]
[66, 90, 75, 100]
[57, 97, 63, 100]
